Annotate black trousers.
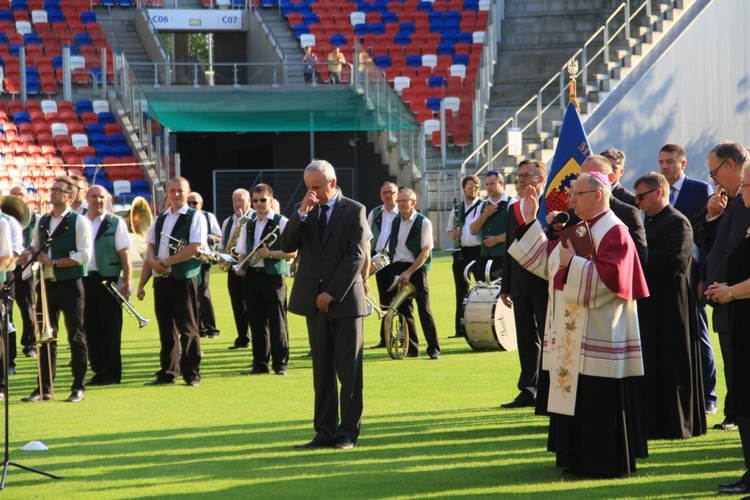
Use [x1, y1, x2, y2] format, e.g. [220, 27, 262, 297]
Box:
[5, 265, 37, 364]
[511, 294, 547, 398]
[242, 268, 289, 373]
[306, 311, 364, 444]
[153, 275, 202, 383]
[37, 278, 87, 394]
[227, 271, 249, 347]
[451, 245, 482, 336]
[198, 264, 219, 336]
[373, 262, 393, 344]
[82, 273, 123, 383]
[391, 262, 440, 357]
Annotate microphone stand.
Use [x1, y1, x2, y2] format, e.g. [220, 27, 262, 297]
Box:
[0, 235, 62, 489]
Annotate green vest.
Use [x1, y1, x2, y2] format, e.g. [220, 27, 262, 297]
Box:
[369, 205, 383, 256]
[389, 213, 432, 272]
[39, 211, 87, 280]
[242, 214, 288, 275]
[93, 214, 122, 278]
[480, 200, 509, 257]
[154, 208, 202, 280]
[23, 212, 38, 247]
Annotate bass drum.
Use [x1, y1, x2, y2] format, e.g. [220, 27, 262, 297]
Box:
[462, 285, 517, 351]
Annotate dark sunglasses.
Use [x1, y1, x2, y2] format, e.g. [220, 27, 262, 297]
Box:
[252, 198, 268, 203]
[187, 201, 199, 206]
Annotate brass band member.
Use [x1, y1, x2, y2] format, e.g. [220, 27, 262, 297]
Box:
[390, 188, 440, 359]
[469, 169, 509, 281]
[219, 189, 255, 350]
[83, 186, 132, 386]
[2, 186, 27, 373]
[0, 216, 15, 400]
[145, 177, 207, 387]
[21, 175, 92, 403]
[6, 185, 39, 361]
[234, 184, 296, 375]
[187, 192, 222, 339]
[366, 182, 398, 348]
[70, 175, 89, 215]
[445, 174, 483, 339]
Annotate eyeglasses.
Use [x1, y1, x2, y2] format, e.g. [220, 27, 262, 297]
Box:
[464, 185, 479, 190]
[709, 158, 728, 179]
[396, 199, 412, 204]
[634, 188, 659, 202]
[569, 189, 598, 199]
[49, 187, 71, 194]
[380, 191, 395, 195]
[187, 201, 199, 206]
[252, 198, 268, 203]
[516, 173, 539, 182]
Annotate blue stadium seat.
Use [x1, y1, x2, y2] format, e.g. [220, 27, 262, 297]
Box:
[354, 24, 368, 37]
[114, 145, 132, 158]
[76, 100, 94, 114]
[416, 1, 432, 12]
[75, 33, 93, 46]
[426, 97, 441, 112]
[130, 180, 150, 194]
[302, 12, 318, 24]
[119, 0, 134, 8]
[329, 33, 347, 47]
[445, 11, 461, 24]
[428, 75, 446, 88]
[47, 10, 65, 23]
[463, 0, 478, 11]
[0, 33, 8, 46]
[452, 53, 469, 66]
[428, 12, 443, 23]
[355, 2, 371, 12]
[13, 111, 31, 124]
[368, 23, 385, 35]
[373, 55, 391, 69]
[293, 23, 309, 38]
[399, 22, 415, 35]
[109, 134, 128, 147]
[394, 33, 410, 46]
[98, 112, 116, 125]
[11, 0, 28, 10]
[405, 55, 422, 68]
[381, 12, 397, 24]
[23, 33, 41, 45]
[96, 145, 116, 159]
[429, 20, 444, 33]
[456, 32, 473, 45]
[0, 10, 12, 22]
[87, 124, 105, 136]
[437, 42, 454, 55]
[80, 11, 97, 24]
[441, 33, 457, 44]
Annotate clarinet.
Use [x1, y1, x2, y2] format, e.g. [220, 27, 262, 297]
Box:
[453, 198, 464, 261]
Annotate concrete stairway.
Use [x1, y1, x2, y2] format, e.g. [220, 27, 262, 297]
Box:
[256, 8, 306, 85]
[481, 0, 692, 170]
[96, 7, 154, 85]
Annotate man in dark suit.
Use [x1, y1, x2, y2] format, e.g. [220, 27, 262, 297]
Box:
[601, 148, 637, 207]
[695, 142, 750, 432]
[281, 160, 369, 450]
[499, 159, 548, 409]
[658, 143, 718, 415]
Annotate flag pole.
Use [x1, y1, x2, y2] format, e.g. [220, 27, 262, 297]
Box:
[567, 58, 580, 113]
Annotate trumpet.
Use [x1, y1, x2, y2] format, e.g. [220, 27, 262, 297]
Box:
[232, 226, 280, 272]
[160, 232, 226, 264]
[104, 281, 150, 328]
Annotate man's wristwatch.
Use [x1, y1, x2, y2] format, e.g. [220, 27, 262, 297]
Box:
[52, 259, 58, 268]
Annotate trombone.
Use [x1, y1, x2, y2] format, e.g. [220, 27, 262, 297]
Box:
[34, 265, 56, 401]
[232, 226, 280, 273]
[104, 281, 150, 328]
[160, 233, 223, 264]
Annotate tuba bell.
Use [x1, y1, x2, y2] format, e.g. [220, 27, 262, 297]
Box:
[382, 279, 417, 360]
[0, 194, 31, 229]
[129, 196, 153, 245]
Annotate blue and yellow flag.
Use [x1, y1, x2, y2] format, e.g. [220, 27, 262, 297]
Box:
[539, 102, 592, 225]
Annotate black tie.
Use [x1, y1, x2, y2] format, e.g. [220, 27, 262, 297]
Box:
[318, 205, 329, 241]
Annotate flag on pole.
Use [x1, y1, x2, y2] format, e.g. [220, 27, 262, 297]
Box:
[539, 102, 592, 226]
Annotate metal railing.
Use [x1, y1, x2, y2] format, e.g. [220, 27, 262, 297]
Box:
[461, 0, 657, 175]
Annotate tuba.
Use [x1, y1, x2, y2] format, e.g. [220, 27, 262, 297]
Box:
[382, 278, 417, 360]
[0, 194, 32, 229]
[128, 196, 153, 257]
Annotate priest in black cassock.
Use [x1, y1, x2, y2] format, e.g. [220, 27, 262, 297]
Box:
[634, 172, 707, 440]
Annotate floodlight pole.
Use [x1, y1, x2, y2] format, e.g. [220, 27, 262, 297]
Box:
[0, 253, 63, 489]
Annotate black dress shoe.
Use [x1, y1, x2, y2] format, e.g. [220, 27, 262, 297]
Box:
[501, 393, 535, 409]
[294, 439, 335, 449]
[369, 342, 386, 349]
[241, 369, 269, 375]
[185, 379, 200, 387]
[405, 352, 420, 358]
[145, 378, 175, 386]
[20, 391, 52, 402]
[720, 481, 750, 494]
[429, 352, 441, 360]
[714, 418, 738, 431]
[66, 390, 85, 402]
[719, 478, 747, 489]
[301, 351, 312, 358]
[448, 333, 465, 338]
[274, 369, 287, 376]
[334, 439, 355, 450]
[228, 344, 248, 350]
